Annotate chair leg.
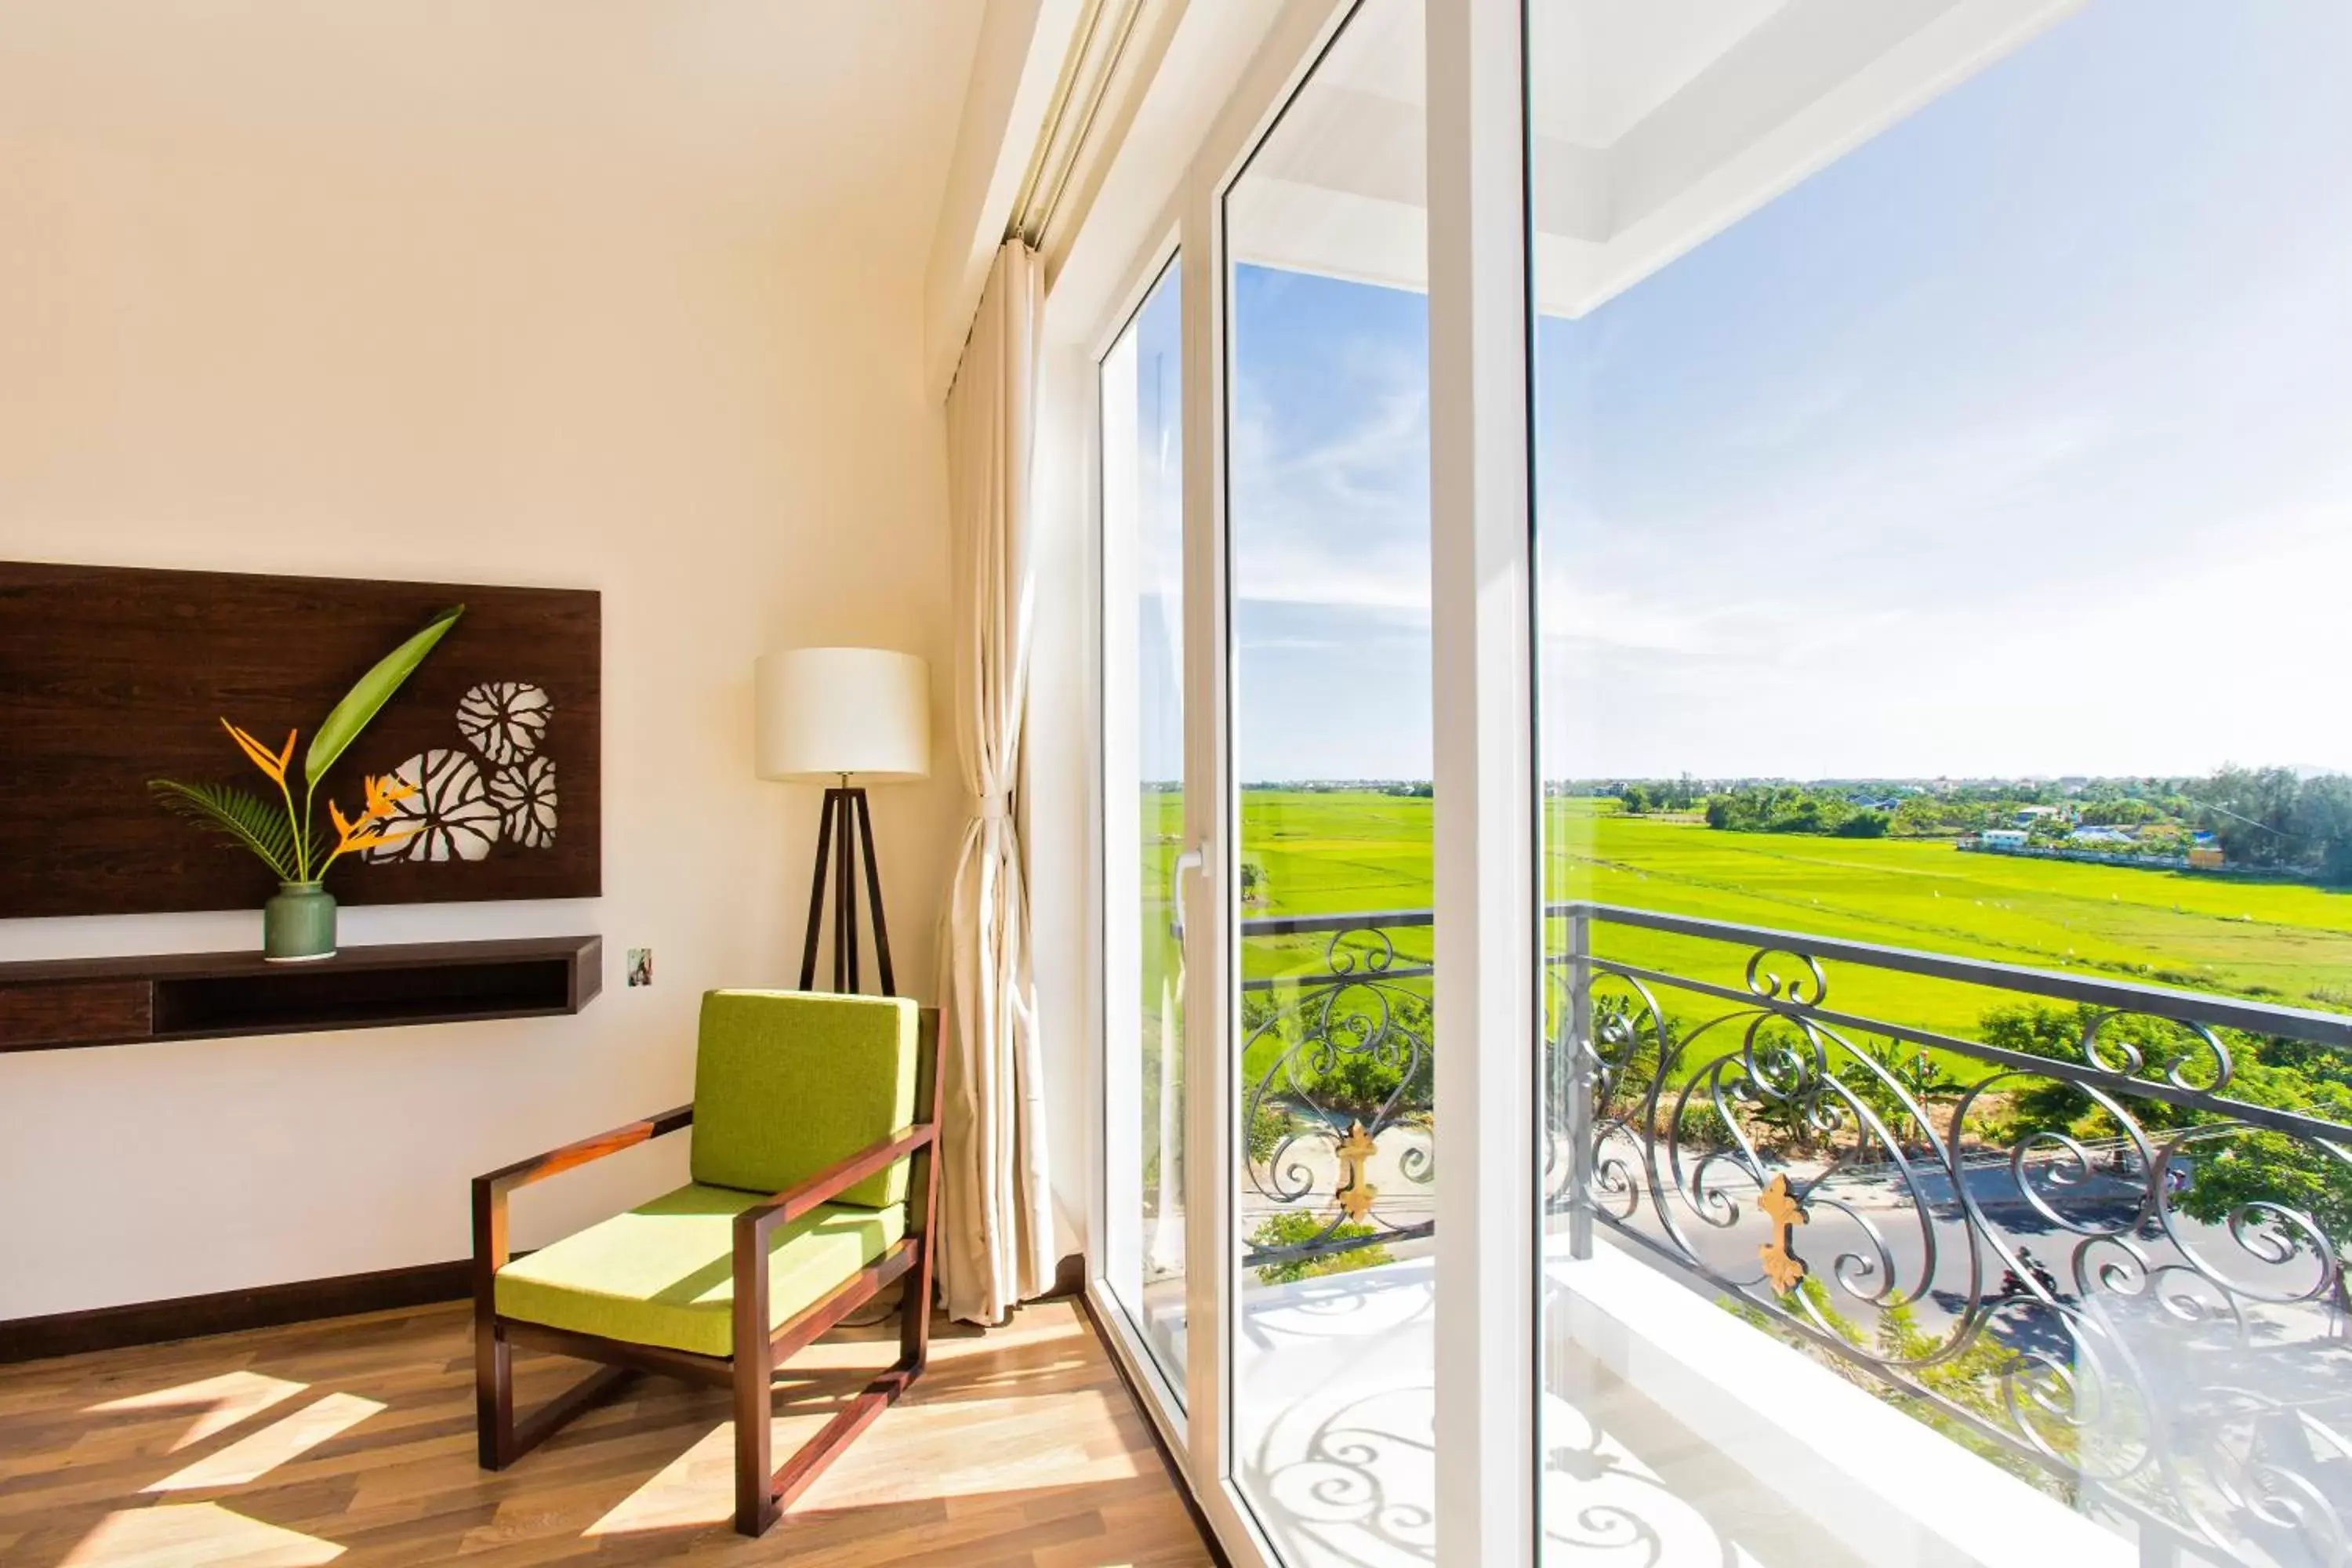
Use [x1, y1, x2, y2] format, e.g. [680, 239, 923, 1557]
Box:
[898, 1236, 933, 1377]
[733, 1244, 933, 1537]
[734, 1323, 778, 1536]
[477, 1312, 637, 1471]
[769, 1373, 908, 1514]
[475, 1317, 514, 1469]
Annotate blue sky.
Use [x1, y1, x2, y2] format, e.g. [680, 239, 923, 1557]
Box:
[1219, 0, 2352, 783]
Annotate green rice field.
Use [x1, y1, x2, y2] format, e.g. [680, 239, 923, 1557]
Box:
[1138, 792, 2352, 1080]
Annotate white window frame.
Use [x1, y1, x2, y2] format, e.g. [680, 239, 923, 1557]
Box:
[1425, 1, 1539, 1562]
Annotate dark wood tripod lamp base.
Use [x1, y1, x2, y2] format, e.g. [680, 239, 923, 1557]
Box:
[800, 781, 895, 996]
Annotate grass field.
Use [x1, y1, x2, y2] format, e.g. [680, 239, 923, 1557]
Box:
[1134, 792, 2352, 1087]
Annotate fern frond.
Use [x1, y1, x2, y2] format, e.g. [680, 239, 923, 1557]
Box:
[149, 779, 303, 881]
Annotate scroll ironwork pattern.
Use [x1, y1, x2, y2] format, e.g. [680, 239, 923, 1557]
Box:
[1240, 918, 1436, 1269]
[1550, 905, 2352, 1566]
[1237, 902, 2352, 1563]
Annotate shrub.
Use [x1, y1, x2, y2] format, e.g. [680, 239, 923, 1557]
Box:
[1247, 1210, 1392, 1286]
[1246, 1099, 1293, 1165]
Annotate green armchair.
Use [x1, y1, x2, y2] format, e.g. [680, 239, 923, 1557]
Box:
[471, 990, 941, 1537]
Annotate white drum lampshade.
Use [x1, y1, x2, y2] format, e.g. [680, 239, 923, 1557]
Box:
[754, 648, 931, 783]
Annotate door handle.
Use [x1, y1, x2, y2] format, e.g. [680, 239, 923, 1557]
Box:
[1170, 843, 1207, 940]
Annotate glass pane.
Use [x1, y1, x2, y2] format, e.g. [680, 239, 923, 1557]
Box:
[1102, 256, 1187, 1397]
[1225, 5, 1433, 1563]
[1534, 3, 2352, 1565]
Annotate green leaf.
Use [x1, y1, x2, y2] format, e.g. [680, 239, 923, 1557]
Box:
[150, 779, 303, 880]
[303, 605, 464, 790]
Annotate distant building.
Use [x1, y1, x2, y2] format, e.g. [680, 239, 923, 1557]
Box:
[2014, 805, 2063, 827]
[2189, 846, 2226, 869]
[1980, 829, 2030, 850]
[2069, 826, 2135, 846]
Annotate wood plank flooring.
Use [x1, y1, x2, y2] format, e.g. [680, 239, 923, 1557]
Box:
[0, 1297, 1214, 1566]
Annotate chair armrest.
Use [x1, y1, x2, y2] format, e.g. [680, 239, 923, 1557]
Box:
[476, 1104, 695, 1199]
[731, 1123, 937, 1252]
[473, 1105, 694, 1281]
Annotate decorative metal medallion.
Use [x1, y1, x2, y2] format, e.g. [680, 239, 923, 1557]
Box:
[1334, 1120, 1380, 1222]
[1756, 1171, 1809, 1293]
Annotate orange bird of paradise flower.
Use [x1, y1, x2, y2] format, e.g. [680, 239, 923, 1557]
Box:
[150, 605, 465, 890]
[222, 720, 296, 785]
[326, 774, 419, 865]
[211, 717, 419, 876]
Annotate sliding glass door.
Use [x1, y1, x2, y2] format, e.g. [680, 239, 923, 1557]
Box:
[1223, 5, 1436, 1564]
[1531, 3, 2352, 1565]
[1094, 2, 2352, 1565]
[1101, 255, 1190, 1399]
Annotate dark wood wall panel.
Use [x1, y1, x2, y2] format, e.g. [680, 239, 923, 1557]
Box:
[0, 562, 599, 916]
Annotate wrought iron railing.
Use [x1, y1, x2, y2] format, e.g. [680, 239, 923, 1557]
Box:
[1240, 909, 1438, 1270]
[1236, 901, 2352, 1564]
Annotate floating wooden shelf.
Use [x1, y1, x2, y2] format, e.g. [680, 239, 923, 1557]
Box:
[0, 936, 601, 1052]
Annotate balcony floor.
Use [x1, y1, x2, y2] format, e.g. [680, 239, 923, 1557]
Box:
[1218, 1250, 1870, 1568]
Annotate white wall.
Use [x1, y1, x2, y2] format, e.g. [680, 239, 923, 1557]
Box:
[0, 5, 996, 1318]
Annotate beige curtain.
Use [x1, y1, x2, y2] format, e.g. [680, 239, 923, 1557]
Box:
[938, 240, 1054, 1324]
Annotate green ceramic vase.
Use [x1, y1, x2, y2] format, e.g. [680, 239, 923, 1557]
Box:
[263, 881, 337, 962]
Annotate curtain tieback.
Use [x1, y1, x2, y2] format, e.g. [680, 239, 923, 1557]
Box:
[975, 793, 1012, 822]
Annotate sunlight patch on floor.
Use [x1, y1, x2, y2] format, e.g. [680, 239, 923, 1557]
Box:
[89, 1371, 309, 1451]
[60, 1502, 343, 1567]
[581, 1422, 733, 1535]
[584, 1385, 1144, 1535]
[806, 1385, 1144, 1508]
[147, 1392, 386, 1492]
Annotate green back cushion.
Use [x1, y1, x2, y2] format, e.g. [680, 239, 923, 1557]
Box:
[689, 990, 917, 1208]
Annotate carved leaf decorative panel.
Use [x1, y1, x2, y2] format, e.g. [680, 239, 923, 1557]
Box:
[0, 562, 601, 916]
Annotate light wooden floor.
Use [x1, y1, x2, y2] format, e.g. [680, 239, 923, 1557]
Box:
[0, 1297, 1216, 1567]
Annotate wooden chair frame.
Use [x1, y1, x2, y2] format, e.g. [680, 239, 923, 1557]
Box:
[472, 1008, 942, 1537]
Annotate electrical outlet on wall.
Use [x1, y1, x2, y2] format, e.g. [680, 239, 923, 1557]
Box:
[626, 948, 652, 987]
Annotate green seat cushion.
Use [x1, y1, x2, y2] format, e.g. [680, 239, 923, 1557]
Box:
[690, 990, 918, 1209]
[494, 1182, 905, 1357]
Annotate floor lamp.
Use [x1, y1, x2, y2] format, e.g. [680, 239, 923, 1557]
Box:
[755, 647, 931, 996]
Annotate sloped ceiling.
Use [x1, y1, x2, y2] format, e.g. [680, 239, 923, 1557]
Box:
[0, 1, 987, 255]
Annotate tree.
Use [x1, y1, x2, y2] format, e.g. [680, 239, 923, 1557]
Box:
[1980, 1003, 2352, 1248]
[1981, 1004, 2199, 1140]
[1852, 1039, 1967, 1149]
[2291, 773, 2352, 884]
[2169, 1049, 2352, 1246]
[2196, 764, 2306, 868]
[1619, 782, 1651, 815]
